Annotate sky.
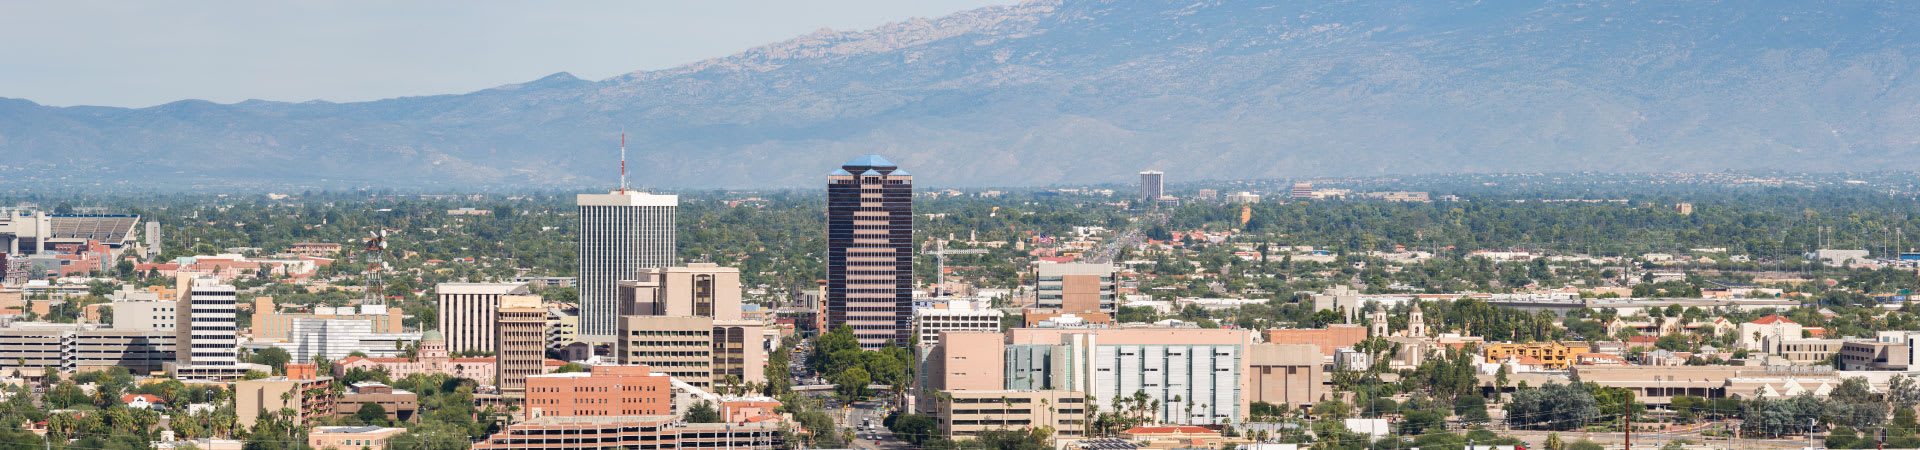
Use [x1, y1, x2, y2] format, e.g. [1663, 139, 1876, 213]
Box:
[0, 1, 1015, 108]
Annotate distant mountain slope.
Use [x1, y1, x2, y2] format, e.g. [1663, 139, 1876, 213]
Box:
[2, 0, 1917, 189]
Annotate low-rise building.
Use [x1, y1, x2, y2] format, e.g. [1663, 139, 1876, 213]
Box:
[335, 382, 419, 423]
[1264, 325, 1367, 357]
[236, 363, 336, 427]
[524, 365, 674, 420]
[309, 426, 406, 450]
[0, 322, 177, 374]
[934, 389, 1089, 440]
[1483, 342, 1573, 370]
[1777, 339, 1845, 365]
[1247, 343, 1327, 410]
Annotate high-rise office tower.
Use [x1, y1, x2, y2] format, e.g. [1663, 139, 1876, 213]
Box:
[435, 282, 531, 354]
[496, 294, 547, 399]
[1140, 170, 1164, 200]
[576, 190, 678, 342]
[173, 276, 240, 379]
[826, 155, 914, 349]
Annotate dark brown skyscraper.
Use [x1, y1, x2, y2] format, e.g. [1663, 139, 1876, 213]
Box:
[826, 155, 913, 349]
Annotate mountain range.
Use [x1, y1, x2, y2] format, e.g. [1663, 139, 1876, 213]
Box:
[3, 0, 1918, 189]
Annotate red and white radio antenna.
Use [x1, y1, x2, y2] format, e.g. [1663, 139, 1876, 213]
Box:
[619, 132, 629, 193]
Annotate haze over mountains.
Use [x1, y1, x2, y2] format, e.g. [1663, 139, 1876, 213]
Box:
[3, 0, 1918, 189]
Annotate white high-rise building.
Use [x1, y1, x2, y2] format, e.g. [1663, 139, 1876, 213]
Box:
[173, 276, 240, 377]
[1140, 170, 1164, 200]
[435, 282, 531, 354]
[577, 191, 678, 342]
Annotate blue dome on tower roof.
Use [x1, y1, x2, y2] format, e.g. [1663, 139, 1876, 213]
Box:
[842, 154, 897, 168]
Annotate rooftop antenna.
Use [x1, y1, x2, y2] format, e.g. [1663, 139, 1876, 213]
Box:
[620, 133, 630, 193]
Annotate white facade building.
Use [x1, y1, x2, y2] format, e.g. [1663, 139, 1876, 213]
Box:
[912, 304, 1003, 347]
[576, 191, 678, 342]
[171, 276, 254, 379]
[260, 318, 422, 362]
[435, 282, 531, 354]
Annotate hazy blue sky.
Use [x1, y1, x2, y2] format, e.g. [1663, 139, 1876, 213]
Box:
[0, 1, 1014, 108]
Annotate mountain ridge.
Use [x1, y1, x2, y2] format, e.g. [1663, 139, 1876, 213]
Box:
[2, 0, 1917, 189]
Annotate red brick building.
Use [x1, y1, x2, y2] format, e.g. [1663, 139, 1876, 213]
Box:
[523, 365, 673, 420]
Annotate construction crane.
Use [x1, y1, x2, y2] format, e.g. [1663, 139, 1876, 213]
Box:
[361, 229, 390, 305]
[927, 240, 987, 287]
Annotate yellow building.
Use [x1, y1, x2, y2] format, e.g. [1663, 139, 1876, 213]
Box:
[1483, 342, 1573, 370]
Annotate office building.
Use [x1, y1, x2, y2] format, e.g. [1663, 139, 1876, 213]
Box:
[924, 327, 1252, 425]
[0, 322, 176, 374]
[236, 363, 336, 427]
[496, 294, 548, 399]
[615, 315, 766, 389]
[1140, 171, 1164, 200]
[913, 303, 1004, 347]
[576, 190, 678, 343]
[260, 318, 422, 362]
[1195, 189, 1218, 202]
[1033, 262, 1118, 314]
[110, 299, 178, 332]
[1247, 343, 1328, 410]
[615, 264, 742, 320]
[436, 283, 532, 354]
[173, 276, 246, 380]
[1291, 183, 1312, 200]
[523, 365, 674, 420]
[934, 389, 1089, 440]
[333, 383, 419, 423]
[826, 155, 914, 349]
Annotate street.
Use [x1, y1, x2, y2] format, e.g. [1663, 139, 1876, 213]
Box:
[843, 399, 911, 450]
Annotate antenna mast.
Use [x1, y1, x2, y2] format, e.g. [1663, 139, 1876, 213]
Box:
[620, 133, 630, 193]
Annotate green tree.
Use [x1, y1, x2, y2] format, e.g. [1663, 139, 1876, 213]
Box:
[355, 402, 388, 425]
[247, 347, 292, 375]
[686, 401, 721, 423]
[834, 367, 871, 402]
